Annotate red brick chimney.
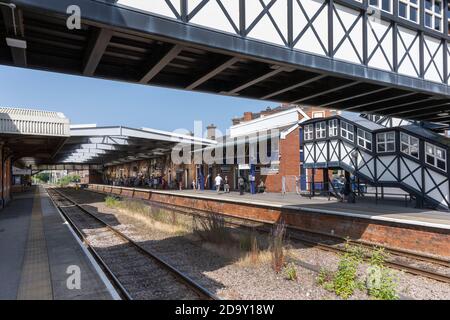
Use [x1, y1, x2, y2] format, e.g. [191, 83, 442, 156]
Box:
[243, 112, 253, 122]
[206, 124, 217, 140]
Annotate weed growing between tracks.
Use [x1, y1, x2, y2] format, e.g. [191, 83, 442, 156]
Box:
[366, 247, 399, 300]
[316, 242, 399, 300]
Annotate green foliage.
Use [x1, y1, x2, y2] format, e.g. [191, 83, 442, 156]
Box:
[105, 196, 120, 208]
[316, 243, 364, 299]
[332, 250, 362, 299]
[58, 174, 81, 187]
[366, 247, 398, 300]
[34, 172, 50, 183]
[284, 262, 298, 281]
[317, 268, 333, 286]
[369, 246, 388, 267]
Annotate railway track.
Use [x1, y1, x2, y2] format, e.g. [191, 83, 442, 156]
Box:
[47, 188, 219, 301]
[81, 187, 450, 284]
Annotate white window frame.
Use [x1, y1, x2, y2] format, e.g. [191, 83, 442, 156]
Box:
[424, 0, 443, 32]
[369, 0, 393, 13]
[425, 142, 447, 171]
[304, 124, 314, 141]
[312, 111, 325, 118]
[329, 119, 338, 137]
[400, 133, 420, 159]
[340, 121, 354, 142]
[398, 0, 419, 23]
[376, 132, 396, 153]
[316, 121, 326, 139]
[357, 129, 373, 151]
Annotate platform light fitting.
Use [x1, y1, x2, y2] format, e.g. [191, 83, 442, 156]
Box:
[6, 37, 27, 49]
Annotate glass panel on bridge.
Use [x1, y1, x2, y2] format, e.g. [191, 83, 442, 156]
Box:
[401, 133, 420, 158]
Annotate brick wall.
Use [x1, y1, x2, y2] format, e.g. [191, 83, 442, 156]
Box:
[263, 128, 300, 192]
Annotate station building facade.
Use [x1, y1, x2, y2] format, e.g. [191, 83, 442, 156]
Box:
[102, 105, 336, 193]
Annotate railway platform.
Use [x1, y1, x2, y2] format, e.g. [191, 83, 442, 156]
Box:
[161, 190, 450, 230]
[0, 186, 117, 300]
[88, 184, 450, 259]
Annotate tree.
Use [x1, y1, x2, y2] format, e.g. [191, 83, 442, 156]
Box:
[34, 172, 50, 183]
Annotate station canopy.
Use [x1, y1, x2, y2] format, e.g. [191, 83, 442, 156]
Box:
[48, 125, 216, 167]
[0, 107, 70, 166]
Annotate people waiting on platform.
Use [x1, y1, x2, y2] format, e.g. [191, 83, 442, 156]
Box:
[224, 176, 230, 193]
[215, 174, 223, 193]
[258, 180, 266, 194]
[238, 176, 245, 195]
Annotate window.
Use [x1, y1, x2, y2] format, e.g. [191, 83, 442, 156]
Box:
[341, 121, 354, 142]
[448, 2, 450, 35]
[316, 122, 326, 139]
[425, 143, 447, 171]
[312, 111, 325, 118]
[425, 0, 443, 31]
[377, 132, 395, 152]
[400, 133, 419, 158]
[399, 0, 419, 23]
[357, 129, 373, 150]
[304, 124, 313, 141]
[370, 0, 393, 12]
[329, 119, 338, 137]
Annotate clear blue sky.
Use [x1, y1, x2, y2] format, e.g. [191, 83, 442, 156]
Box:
[0, 65, 274, 133]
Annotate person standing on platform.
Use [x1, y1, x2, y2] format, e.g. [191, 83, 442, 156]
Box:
[238, 176, 245, 195]
[224, 176, 230, 193]
[215, 174, 223, 194]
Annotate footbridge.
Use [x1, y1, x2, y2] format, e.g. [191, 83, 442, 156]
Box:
[301, 113, 450, 210]
[1, 0, 450, 124]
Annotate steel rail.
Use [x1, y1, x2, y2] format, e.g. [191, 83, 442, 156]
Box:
[46, 188, 132, 300]
[48, 188, 219, 300]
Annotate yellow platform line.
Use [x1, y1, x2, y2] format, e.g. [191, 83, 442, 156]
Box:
[17, 187, 53, 300]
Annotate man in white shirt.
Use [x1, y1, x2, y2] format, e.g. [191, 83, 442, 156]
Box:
[214, 174, 223, 194]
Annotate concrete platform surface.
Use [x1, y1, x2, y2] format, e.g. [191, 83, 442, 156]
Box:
[0, 186, 115, 300]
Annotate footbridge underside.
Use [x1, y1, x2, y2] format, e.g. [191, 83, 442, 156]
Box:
[1, 0, 450, 124]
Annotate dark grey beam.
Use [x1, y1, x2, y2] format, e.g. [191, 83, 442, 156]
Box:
[140, 44, 183, 84]
[387, 102, 450, 117]
[1, 7, 27, 67]
[186, 56, 240, 90]
[261, 74, 326, 100]
[225, 65, 292, 95]
[11, 0, 450, 98]
[367, 97, 433, 113]
[316, 87, 390, 108]
[83, 28, 113, 76]
[344, 92, 417, 111]
[290, 81, 360, 104]
[424, 115, 450, 122]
